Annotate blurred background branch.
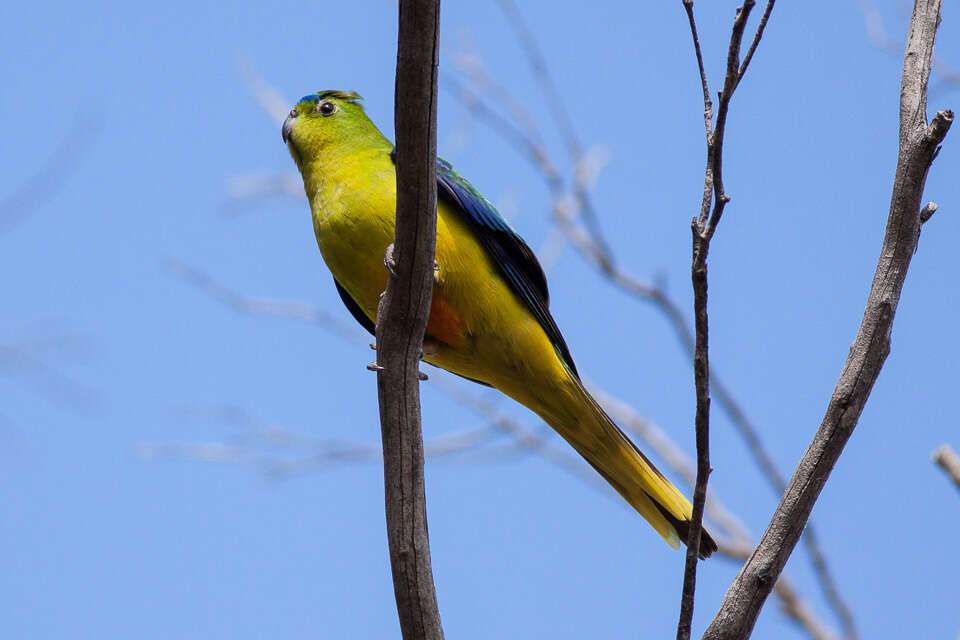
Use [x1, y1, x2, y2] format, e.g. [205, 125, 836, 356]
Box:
[1, 118, 102, 420]
[0, 112, 101, 236]
[861, 0, 960, 94]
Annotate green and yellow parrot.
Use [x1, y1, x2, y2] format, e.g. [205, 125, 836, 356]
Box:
[282, 90, 716, 557]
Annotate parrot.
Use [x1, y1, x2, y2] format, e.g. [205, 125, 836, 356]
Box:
[282, 90, 716, 558]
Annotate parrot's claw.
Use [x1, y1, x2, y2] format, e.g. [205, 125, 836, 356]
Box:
[383, 245, 438, 276]
[367, 360, 427, 380]
[384, 243, 397, 276]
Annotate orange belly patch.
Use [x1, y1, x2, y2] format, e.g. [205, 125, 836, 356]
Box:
[426, 288, 465, 349]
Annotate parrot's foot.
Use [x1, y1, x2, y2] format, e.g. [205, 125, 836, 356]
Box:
[384, 243, 397, 276]
[366, 343, 431, 381]
[366, 360, 429, 380]
[383, 243, 440, 277]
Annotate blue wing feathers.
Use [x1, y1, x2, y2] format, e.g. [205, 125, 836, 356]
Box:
[431, 154, 579, 377]
[388, 149, 578, 377]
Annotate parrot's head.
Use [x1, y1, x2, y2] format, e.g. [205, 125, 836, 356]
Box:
[282, 90, 375, 167]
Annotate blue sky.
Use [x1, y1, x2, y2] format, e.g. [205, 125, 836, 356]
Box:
[2, 1, 958, 638]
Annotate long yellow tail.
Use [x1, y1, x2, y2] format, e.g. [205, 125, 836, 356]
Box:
[539, 372, 717, 558]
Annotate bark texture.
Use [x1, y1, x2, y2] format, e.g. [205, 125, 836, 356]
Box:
[376, 1, 444, 638]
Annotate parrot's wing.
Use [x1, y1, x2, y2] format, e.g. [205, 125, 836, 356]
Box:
[427, 153, 579, 378]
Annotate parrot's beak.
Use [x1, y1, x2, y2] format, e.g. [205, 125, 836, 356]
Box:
[282, 111, 296, 144]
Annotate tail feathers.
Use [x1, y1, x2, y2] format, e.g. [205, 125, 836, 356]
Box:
[548, 377, 717, 559]
[652, 497, 718, 560]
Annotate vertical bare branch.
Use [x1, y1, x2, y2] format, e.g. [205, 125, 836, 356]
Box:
[378, 1, 444, 638]
[678, 3, 776, 638]
[703, 0, 952, 637]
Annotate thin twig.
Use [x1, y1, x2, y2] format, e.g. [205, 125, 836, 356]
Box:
[933, 445, 960, 492]
[679, 2, 770, 637]
[704, 0, 952, 636]
[738, 0, 777, 79]
[919, 201, 938, 225]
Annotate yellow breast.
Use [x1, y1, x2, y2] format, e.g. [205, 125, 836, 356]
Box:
[308, 149, 567, 398]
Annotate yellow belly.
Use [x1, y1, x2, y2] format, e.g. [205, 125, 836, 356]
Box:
[310, 158, 568, 409]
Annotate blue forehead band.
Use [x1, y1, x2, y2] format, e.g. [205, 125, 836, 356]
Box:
[298, 94, 321, 104]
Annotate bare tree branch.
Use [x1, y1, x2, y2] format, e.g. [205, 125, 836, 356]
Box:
[378, 1, 444, 638]
[678, 3, 776, 637]
[704, 0, 952, 636]
[933, 445, 960, 492]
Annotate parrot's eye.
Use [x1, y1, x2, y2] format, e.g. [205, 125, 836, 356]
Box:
[317, 101, 337, 116]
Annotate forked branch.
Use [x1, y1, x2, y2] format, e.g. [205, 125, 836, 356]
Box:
[703, 0, 952, 637]
[678, 3, 776, 639]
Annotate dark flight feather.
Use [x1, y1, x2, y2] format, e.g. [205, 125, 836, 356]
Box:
[428, 154, 578, 377]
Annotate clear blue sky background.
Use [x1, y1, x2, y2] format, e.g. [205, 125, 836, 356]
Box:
[2, 1, 958, 638]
